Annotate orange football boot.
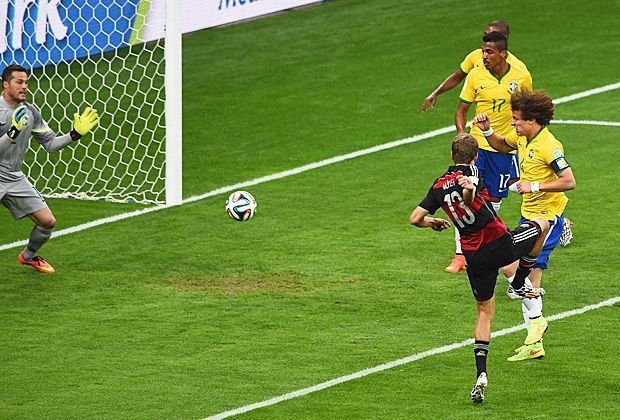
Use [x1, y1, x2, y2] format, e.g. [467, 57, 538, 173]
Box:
[444, 254, 466, 273]
[18, 252, 56, 273]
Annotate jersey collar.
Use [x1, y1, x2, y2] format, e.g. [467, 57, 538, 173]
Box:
[448, 164, 471, 172]
[526, 126, 547, 146]
[488, 63, 511, 83]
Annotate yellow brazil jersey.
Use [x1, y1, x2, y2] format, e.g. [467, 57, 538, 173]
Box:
[460, 49, 528, 74]
[459, 64, 533, 152]
[505, 127, 570, 220]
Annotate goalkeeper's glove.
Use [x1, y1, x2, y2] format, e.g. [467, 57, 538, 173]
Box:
[70, 107, 99, 140]
[7, 105, 29, 140]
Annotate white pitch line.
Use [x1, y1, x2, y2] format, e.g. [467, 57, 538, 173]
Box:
[205, 296, 620, 420]
[553, 119, 620, 127]
[1, 83, 619, 252]
[0, 125, 452, 252]
[0, 205, 169, 252]
[552, 82, 620, 104]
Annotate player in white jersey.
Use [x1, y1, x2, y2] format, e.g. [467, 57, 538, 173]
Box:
[0, 64, 99, 273]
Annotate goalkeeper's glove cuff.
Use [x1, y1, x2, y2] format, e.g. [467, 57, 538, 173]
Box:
[7, 126, 20, 140]
[70, 130, 82, 141]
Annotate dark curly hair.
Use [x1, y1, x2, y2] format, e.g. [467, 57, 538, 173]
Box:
[510, 90, 554, 126]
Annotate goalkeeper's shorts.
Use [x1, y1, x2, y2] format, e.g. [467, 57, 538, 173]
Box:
[0, 175, 48, 220]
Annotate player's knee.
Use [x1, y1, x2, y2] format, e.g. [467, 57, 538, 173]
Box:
[39, 216, 56, 230]
[476, 299, 495, 318]
[478, 308, 494, 324]
[500, 265, 515, 278]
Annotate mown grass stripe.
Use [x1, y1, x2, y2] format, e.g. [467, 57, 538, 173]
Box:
[205, 296, 620, 420]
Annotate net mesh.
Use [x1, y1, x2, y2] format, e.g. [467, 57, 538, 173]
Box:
[2, 1, 166, 204]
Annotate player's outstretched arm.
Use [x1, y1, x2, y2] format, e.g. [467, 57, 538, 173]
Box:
[474, 113, 515, 153]
[422, 70, 467, 112]
[38, 107, 100, 153]
[410, 206, 451, 231]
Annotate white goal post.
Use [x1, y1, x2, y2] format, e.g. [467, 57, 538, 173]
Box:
[164, 0, 182, 206]
[3, 0, 321, 205]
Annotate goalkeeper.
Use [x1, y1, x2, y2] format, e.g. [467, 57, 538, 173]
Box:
[0, 64, 99, 273]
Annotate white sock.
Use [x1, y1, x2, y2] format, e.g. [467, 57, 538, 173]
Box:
[537, 296, 543, 315]
[506, 274, 515, 291]
[508, 275, 536, 325]
[492, 200, 502, 213]
[522, 297, 542, 319]
[521, 302, 530, 326]
[520, 277, 543, 322]
[454, 228, 462, 254]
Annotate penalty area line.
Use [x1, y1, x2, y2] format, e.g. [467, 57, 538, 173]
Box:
[0, 82, 619, 252]
[204, 296, 620, 420]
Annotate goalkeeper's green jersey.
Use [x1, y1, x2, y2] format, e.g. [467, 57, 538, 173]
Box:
[0, 96, 57, 182]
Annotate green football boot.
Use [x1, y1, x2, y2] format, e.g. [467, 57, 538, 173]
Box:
[524, 316, 548, 345]
[507, 341, 545, 362]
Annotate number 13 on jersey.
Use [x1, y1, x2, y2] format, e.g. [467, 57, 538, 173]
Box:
[444, 191, 475, 228]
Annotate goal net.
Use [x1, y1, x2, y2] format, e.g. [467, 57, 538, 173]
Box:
[1, 0, 181, 205]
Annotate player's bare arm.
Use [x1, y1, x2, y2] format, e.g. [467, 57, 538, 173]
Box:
[517, 167, 576, 194]
[422, 69, 467, 112]
[474, 113, 515, 153]
[455, 101, 470, 133]
[410, 206, 451, 231]
[457, 174, 476, 202]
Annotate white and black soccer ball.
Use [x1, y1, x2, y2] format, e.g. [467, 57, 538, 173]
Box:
[226, 190, 257, 221]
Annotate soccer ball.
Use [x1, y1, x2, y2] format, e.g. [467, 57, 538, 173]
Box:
[226, 190, 257, 221]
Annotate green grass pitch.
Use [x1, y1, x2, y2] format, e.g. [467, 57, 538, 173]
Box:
[1, 0, 620, 417]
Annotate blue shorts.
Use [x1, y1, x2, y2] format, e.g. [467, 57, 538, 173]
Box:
[510, 153, 520, 179]
[519, 215, 565, 269]
[475, 149, 515, 198]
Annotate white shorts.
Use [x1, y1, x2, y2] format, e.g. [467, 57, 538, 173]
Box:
[0, 176, 48, 220]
